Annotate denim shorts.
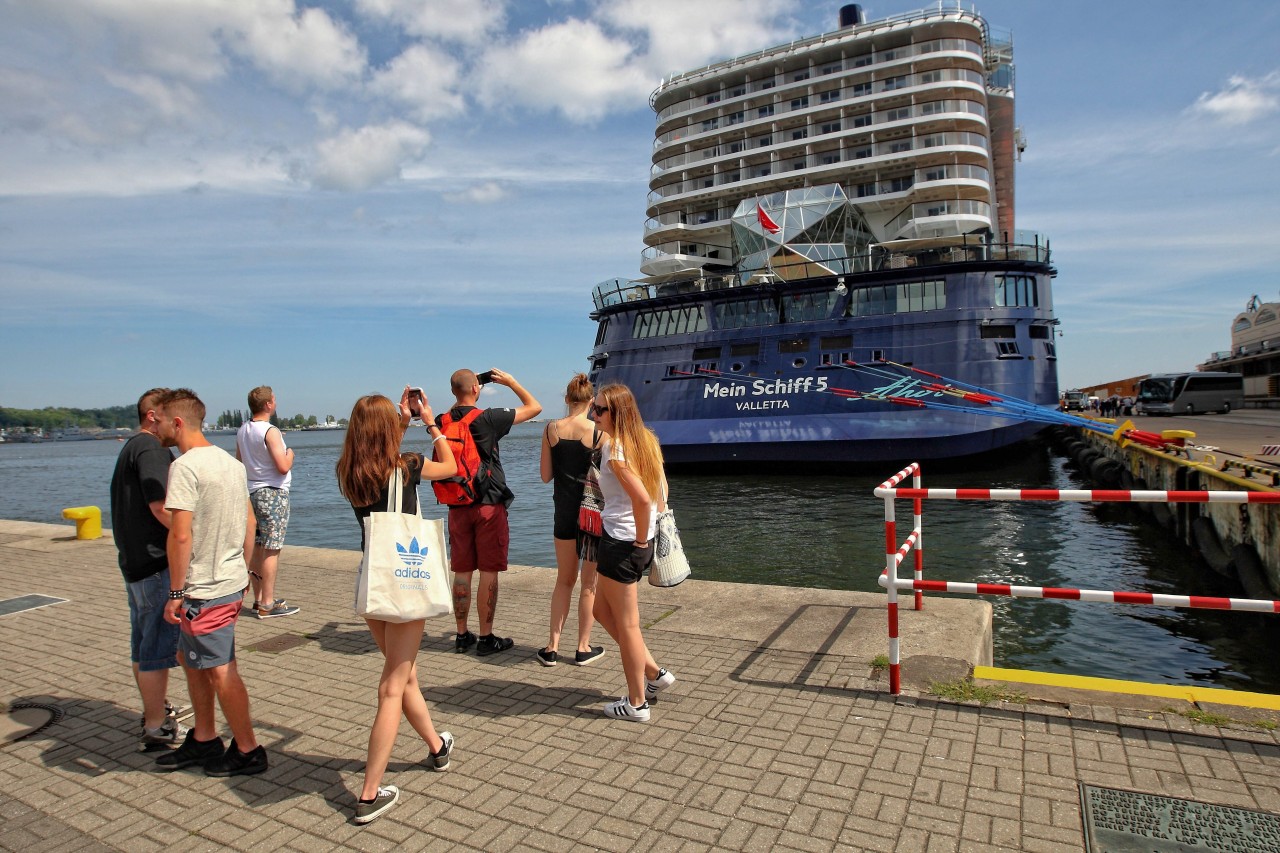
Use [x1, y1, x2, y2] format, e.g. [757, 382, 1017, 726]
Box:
[250, 487, 291, 550]
[596, 533, 653, 585]
[127, 568, 181, 672]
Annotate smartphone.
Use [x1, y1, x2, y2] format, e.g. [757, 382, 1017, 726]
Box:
[476, 371, 494, 385]
[408, 387, 425, 417]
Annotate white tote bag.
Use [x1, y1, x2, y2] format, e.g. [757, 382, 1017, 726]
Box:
[649, 484, 691, 588]
[355, 467, 453, 622]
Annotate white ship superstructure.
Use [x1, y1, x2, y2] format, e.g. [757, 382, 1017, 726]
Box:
[642, 2, 1017, 279]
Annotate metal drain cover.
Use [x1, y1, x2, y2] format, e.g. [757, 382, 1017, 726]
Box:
[0, 594, 67, 617]
[1081, 783, 1280, 851]
[247, 633, 310, 654]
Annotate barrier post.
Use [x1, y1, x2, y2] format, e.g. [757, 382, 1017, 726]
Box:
[884, 488, 901, 694]
[913, 467, 924, 611]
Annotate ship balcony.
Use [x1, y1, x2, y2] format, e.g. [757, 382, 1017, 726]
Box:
[650, 103, 988, 179]
[884, 199, 992, 241]
[646, 136, 991, 218]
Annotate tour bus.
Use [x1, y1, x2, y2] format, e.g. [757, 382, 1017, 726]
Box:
[1137, 372, 1243, 415]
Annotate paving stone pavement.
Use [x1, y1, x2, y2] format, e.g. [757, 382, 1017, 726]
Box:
[2, 519, 1280, 852]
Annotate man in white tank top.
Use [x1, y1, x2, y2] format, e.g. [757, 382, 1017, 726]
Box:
[235, 386, 299, 619]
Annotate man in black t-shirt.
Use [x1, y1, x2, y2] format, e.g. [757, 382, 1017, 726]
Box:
[110, 387, 184, 752]
[438, 368, 541, 656]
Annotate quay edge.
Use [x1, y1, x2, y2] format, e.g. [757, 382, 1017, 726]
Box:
[1053, 425, 1280, 598]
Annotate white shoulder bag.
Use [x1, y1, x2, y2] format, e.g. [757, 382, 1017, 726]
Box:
[355, 466, 453, 622]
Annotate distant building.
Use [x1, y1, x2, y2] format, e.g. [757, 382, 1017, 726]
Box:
[1199, 295, 1280, 408]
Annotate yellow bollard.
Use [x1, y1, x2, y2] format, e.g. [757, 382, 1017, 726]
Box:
[62, 506, 102, 540]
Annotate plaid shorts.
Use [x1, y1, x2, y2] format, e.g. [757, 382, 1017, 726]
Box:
[250, 487, 290, 550]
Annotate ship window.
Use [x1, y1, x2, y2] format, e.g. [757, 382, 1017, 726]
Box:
[730, 343, 760, 357]
[994, 274, 1038, 307]
[820, 352, 851, 366]
[1029, 326, 1050, 339]
[730, 362, 744, 372]
[632, 305, 709, 339]
[715, 298, 779, 329]
[1044, 343, 1057, 359]
[996, 342, 1022, 358]
[980, 324, 1016, 339]
[778, 338, 809, 353]
[783, 291, 839, 322]
[821, 334, 853, 349]
[1234, 317, 1252, 332]
[851, 280, 946, 316]
[792, 358, 807, 368]
[594, 318, 609, 346]
[692, 346, 722, 360]
[871, 349, 885, 361]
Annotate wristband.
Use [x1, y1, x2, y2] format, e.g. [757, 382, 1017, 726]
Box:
[168, 589, 187, 600]
[432, 435, 447, 444]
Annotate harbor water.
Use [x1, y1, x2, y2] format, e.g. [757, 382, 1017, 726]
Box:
[3, 424, 1279, 693]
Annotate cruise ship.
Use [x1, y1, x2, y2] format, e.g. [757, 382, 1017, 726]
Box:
[586, 3, 1059, 465]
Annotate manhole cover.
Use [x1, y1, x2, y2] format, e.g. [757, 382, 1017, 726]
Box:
[248, 633, 309, 654]
[0, 594, 68, 617]
[2, 703, 63, 743]
[1081, 783, 1280, 851]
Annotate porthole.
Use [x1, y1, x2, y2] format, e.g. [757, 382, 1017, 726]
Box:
[792, 358, 807, 368]
[730, 362, 744, 372]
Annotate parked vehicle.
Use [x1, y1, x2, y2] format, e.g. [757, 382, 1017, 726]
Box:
[1137, 372, 1242, 415]
[1063, 390, 1087, 412]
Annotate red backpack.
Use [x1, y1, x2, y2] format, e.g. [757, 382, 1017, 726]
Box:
[432, 408, 487, 506]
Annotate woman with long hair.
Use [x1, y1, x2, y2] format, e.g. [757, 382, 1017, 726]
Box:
[537, 373, 604, 667]
[589, 383, 676, 722]
[336, 387, 458, 824]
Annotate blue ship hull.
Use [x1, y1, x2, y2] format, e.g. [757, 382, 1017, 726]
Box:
[587, 251, 1059, 466]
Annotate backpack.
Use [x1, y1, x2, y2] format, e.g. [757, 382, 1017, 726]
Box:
[431, 408, 487, 506]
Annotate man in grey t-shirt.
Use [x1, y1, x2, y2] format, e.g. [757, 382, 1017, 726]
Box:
[154, 389, 267, 777]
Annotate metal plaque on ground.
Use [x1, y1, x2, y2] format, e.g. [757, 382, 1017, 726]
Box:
[1081, 783, 1280, 852]
[0, 594, 67, 618]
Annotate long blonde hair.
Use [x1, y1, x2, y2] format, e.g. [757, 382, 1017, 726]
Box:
[598, 383, 664, 499]
[336, 395, 406, 506]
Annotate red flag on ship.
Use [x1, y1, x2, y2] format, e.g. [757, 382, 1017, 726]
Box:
[757, 202, 780, 234]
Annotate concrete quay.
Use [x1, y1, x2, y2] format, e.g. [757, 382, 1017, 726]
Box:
[4, 519, 1280, 852]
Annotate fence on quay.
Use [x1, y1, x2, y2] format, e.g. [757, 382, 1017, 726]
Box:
[873, 462, 1280, 695]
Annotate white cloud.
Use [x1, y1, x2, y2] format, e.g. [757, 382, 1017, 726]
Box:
[476, 19, 653, 122]
[228, 1, 367, 92]
[1188, 72, 1280, 126]
[443, 182, 508, 204]
[102, 72, 201, 122]
[354, 0, 505, 44]
[369, 44, 466, 122]
[310, 121, 431, 191]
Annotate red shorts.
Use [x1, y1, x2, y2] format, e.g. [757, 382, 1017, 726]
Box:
[448, 504, 509, 573]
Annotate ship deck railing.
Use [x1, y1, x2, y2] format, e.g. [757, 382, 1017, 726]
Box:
[592, 238, 1052, 311]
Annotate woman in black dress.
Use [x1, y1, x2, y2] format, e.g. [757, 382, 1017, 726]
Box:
[537, 373, 604, 666]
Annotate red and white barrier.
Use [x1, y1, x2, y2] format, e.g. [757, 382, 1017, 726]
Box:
[875, 463, 1280, 695]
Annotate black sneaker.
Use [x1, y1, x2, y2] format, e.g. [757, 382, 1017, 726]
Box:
[154, 730, 224, 771]
[204, 738, 268, 777]
[476, 634, 514, 657]
[535, 648, 558, 667]
[455, 631, 477, 653]
[354, 785, 399, 825]
[429, 731, 454, 771]
[574, 646, 605, 666]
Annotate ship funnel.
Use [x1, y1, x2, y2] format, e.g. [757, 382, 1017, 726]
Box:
[839, 4, 863, 27]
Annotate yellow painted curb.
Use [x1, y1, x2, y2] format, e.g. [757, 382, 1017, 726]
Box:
[973, 666, 1280, 711]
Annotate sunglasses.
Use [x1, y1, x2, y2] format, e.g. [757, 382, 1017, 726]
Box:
[591, 403, 610, 416]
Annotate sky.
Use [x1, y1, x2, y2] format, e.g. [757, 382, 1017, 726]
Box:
[2, 0, 1279, 421]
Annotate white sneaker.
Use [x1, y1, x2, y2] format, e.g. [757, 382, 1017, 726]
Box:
[602, 697, 650, 722]
[644, 668, 676, 703]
